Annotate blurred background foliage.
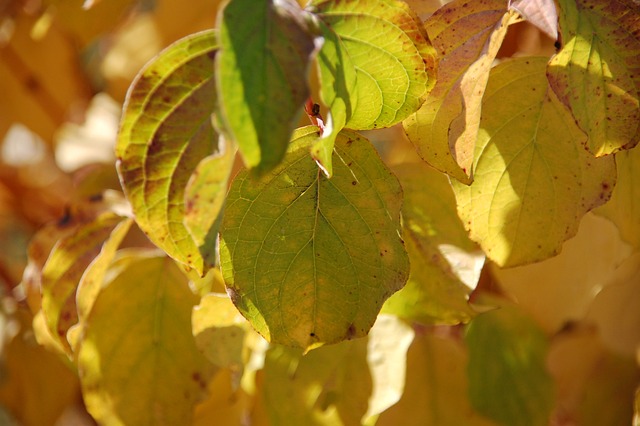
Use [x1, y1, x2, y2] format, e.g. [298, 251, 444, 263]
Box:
[0, 0, 638, 425]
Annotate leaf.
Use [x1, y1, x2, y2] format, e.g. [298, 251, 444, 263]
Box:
[363, 315, 414, 424]
[382, 162, 482, 325]
[510, 0, 558, 39]
[547, 326, 639, 426]
[262, 339, 371, 426]
[376, 331, 496, 426]
[404, 0, 520, 182]
[492, 213, 632, 333]
[183, 139, 236, 268]
[465, 298, 555, 426]
[311, 19, 357, 177]
[595, 146, 640, 250]
[0, 309, 80, 426]
[586, 252, 640, 357]
[452, 57, 616, 267]
[67, 217, 133, 352]
[219, 126, 409, 350]
[77, 255, 215, 426]
[116, 30, 219, 275]
[310, 0, 435, 130]
[215, 0, 316, 174]
[193, 369, 253, 426]
[192, 293, 250, 370]
[547, 0, 640, 156]
[40, 211, 126, 353]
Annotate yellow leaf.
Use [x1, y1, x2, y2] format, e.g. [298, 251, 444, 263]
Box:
[596, 146, 640, 250]
[77, 255, 216, 425]
[377, 331, 497, 426]
[452, 57, 616, 267]
[404, 0, 520, 182]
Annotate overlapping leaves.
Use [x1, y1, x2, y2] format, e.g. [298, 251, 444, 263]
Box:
[404, 0, 521, 183]
[452, 57, 616, 267]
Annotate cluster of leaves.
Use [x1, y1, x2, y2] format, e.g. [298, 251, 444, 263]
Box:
[1, 0, 640, 424]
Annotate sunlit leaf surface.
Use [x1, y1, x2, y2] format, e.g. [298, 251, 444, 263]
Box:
[596, 146, 640, 250]
[262, 339, 371, 425]
[452, 57, 616, 267]
[215, 0, 316, 174]
[78, 255, 215, 426]
[548, 0, 640, 156]
[116, 30, 219, 275]
[311, 0, 435, 130]
[465, 298, 555, 426]
[220, 127, 409, 350]
[404, 0, 519, 182]
[382, 162, 481, 324]
[510, 0, 558, 39]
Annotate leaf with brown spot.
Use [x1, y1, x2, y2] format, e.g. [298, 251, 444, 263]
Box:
[116, 30, 219, 275]
[548, 0, 640, 156]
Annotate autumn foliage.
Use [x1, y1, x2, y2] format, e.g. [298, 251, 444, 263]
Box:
[0, 0, 639, 425]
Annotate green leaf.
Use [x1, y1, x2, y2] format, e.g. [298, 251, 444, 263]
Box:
[116, 30, 219, 275]
[215, 0, 316, 174]
[465, 298, 555, 426]
[404, 0, 519, 182]
[596, 146, 640, 249]
[41, 211, 126, 354]
[311, 19, 357, 177]
[78, 255, 215, 426]
[382, 162, 482, 325]
[219, 126, 409, 350]
[262, 338, 371, 426]
[452, 57, 616, 267]
[548, 0, 640, 156]
[310, 0, 435, 130]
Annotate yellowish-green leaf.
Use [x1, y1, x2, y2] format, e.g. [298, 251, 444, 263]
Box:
[596, 146, 640, 250]
[465, 298, 555, 426]
[192, 293, 250, 370]
[311, 19, 357, 177]
[382, 162, 482, 324]
[310, 0, 435, 130]
[404, 0, 519, 183]
[548, 0, 640, 156]
[215, 0, 316, 174]
[41, 211, 125, 354]
[452, 57, 616, 267]
[262, 339, 371, 426]
[183, 139, 236, 267]
[78, 255, 215, 426]
[363, 315, 414, 424]
[116, 30, 218, 275]
[219, 126, 409, 350]
[377, 331, 497, 426]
